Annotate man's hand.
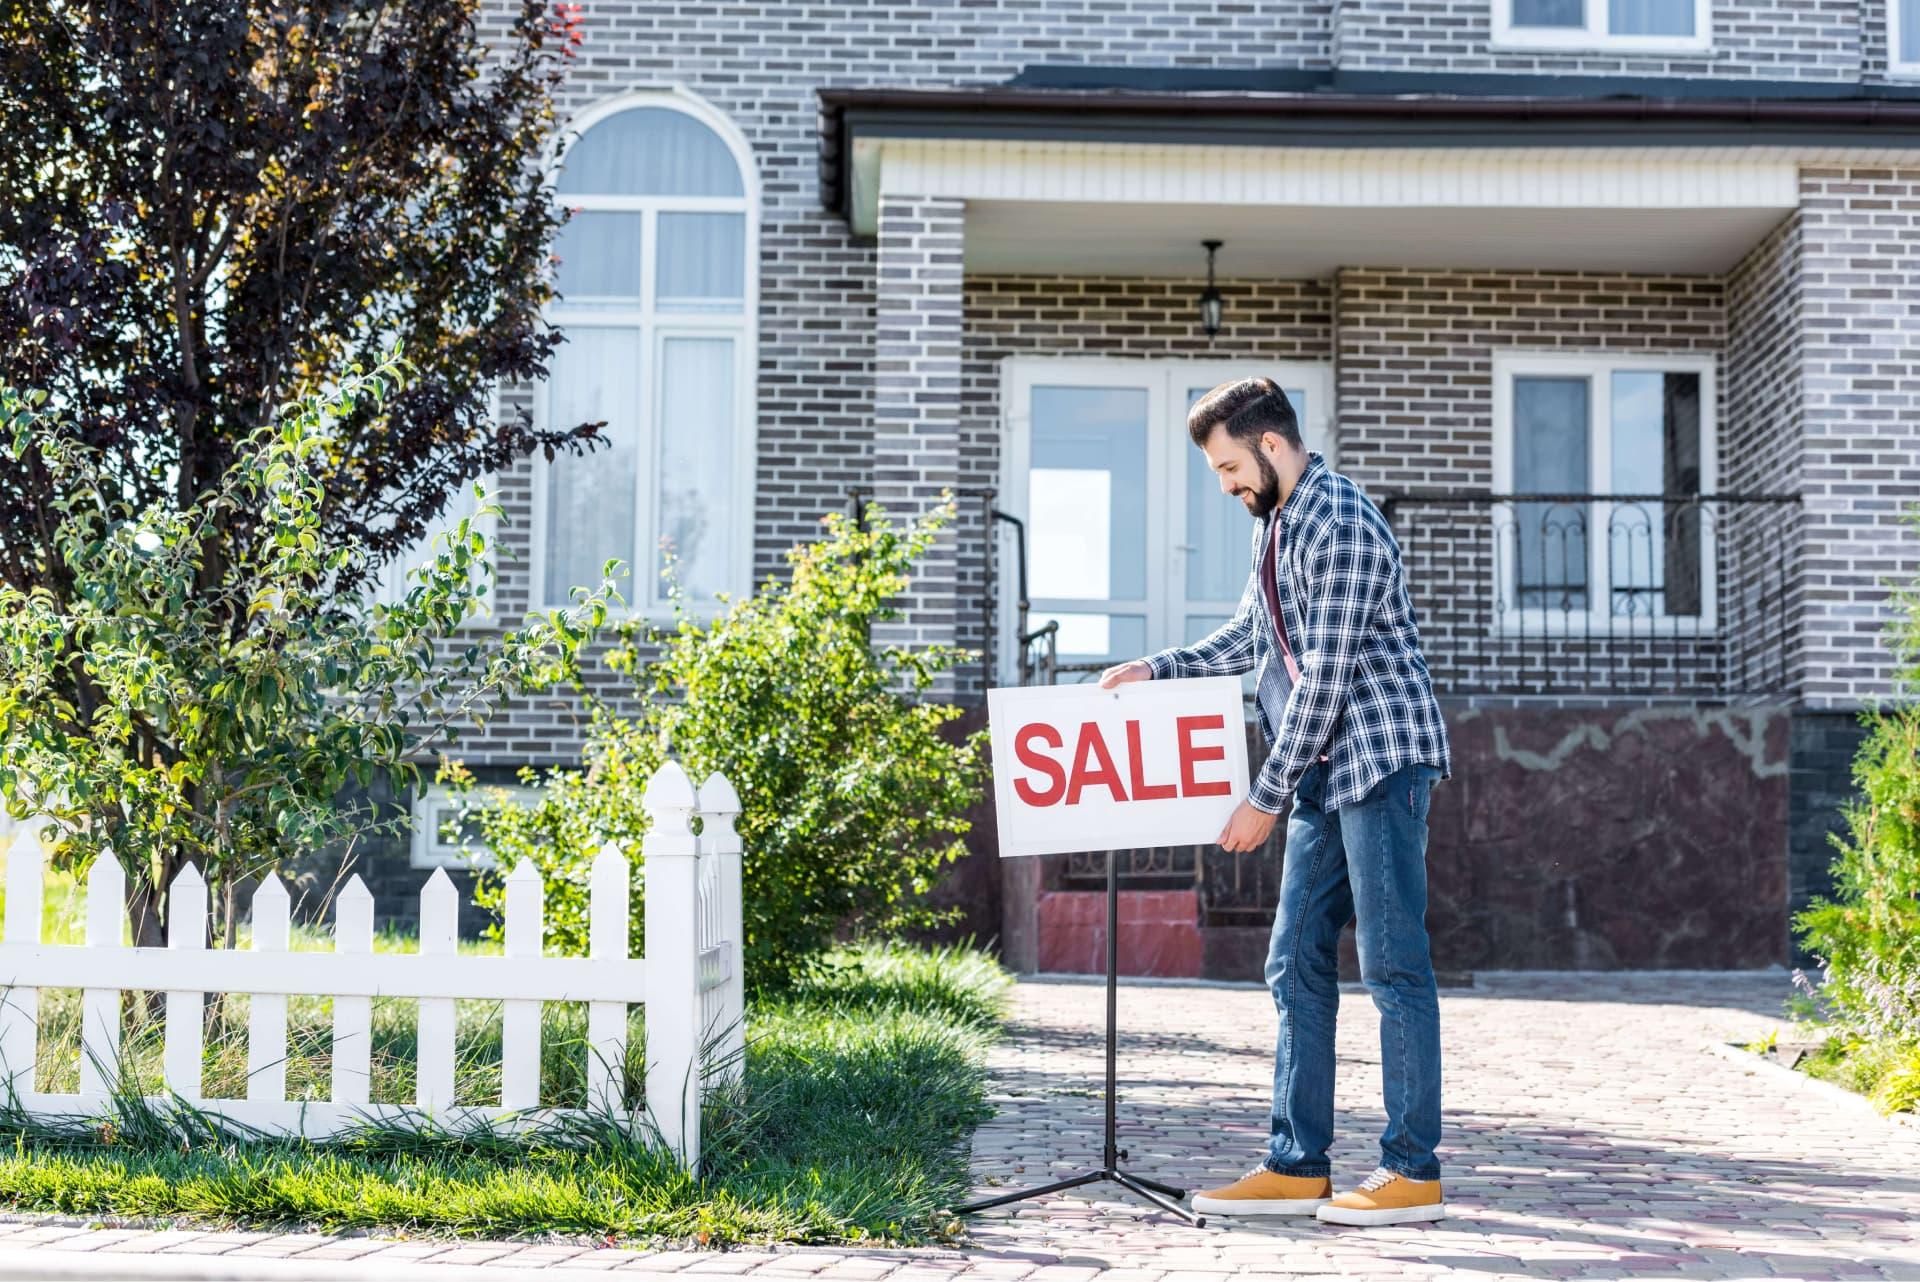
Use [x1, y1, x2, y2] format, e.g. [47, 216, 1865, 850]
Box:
[1098, 659, 1152, 689]
[1218, 799, 1279, 852]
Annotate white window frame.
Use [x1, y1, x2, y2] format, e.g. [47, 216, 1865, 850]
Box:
[1490, 0, 1712, 53]
[1490, 351, 1719, 639]
[996, 356, 1335, 687]
[408, 782, 544, 871]
[1891, 0, 1920, 76]
[530, 86, 759, 621]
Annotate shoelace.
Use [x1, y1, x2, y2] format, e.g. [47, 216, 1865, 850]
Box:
[1357, 1167, 1398, 1192]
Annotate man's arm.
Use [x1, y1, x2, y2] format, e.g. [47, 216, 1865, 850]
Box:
[1245, 514, 1392, 814]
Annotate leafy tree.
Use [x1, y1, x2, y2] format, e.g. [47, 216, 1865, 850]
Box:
[0, 357, 615, 947]
[0, 1, 600, 900]
[451, 503, 987, 989]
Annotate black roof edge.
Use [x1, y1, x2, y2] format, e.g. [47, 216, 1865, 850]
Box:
[1004, 62, 1920, 102]
[816, 76, 1920, 219]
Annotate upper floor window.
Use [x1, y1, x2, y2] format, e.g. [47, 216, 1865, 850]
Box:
[1492, 0, 1711, 52]
[537, 94, 758, 615]
[1893, 0, 1920, 75]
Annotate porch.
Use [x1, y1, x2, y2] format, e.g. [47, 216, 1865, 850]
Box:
[844, 120, 1850, 978]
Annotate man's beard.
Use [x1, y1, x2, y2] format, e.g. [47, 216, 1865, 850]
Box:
[1242, 449, 1283, 520]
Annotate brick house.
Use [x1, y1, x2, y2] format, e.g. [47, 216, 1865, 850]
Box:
[358, 0, 1920, 978]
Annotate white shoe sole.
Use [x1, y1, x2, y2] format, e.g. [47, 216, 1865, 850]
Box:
[1190, 1194, 1331, 1216]
[1315, 1202, 1446, 1226]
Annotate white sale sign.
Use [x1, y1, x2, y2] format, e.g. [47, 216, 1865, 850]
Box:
[986, 677, 1251, 859]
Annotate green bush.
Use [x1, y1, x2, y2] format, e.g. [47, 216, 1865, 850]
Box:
[452, 502, 987, 990]
[1791, 502, 1920, 1062]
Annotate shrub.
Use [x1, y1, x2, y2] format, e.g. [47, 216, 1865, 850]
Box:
[1792, 502, 1920, 1054]
[454, 502, 987, 990]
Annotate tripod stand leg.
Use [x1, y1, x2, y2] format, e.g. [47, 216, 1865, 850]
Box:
[958, 1169, 1105, 1215]
[1112, 1170, 1206, 1226]
[1118, 1168, 1186, 1200]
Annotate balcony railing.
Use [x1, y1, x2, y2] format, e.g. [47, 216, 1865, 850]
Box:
[1379, 490, 1802, 700]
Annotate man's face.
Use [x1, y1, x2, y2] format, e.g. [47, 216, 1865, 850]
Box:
[1200, 427, 1284, 519]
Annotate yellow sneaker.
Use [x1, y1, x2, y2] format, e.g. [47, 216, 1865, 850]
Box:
[1315, 1166, 1445, 1225]
[1190, 1164, 1332, 1216]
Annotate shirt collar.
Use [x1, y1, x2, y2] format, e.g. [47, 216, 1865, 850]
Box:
[1273, 450, 1326, 527]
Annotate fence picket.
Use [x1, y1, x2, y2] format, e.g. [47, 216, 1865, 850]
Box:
[698, 773, 746, 1086]
[1, 821, 45, 1098]
[585, 842, 629, 1114]
[331, 875, 374, 1106]
[644, 760, 701, 1164]
[80, 854, 126, 1101]
[416, 868, 458, 1112]
[247, 874, 290, 1103]
[163, 863, 207, 1101]
[501, 859, 543, 1111]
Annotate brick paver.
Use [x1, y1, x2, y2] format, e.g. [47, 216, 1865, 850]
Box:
[0, 973, 1915, 1280]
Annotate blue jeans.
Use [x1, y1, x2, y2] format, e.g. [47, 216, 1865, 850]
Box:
[1261, 758, 1443, 1182]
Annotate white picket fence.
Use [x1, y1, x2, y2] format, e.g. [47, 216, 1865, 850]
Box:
[0, 758, 744, 1168]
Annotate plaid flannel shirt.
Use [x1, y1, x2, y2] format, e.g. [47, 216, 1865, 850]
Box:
[1143, 450, 1452, 814]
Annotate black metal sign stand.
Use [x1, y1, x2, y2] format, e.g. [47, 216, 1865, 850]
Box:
[959, 848, 1207, 1227]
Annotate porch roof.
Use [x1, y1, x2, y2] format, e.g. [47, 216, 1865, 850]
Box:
[817, 71, 1920, 276]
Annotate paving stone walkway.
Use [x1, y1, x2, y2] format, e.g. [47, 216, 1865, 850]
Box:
[1, 972, 1916, 1280]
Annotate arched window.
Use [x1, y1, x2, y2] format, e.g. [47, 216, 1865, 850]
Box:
[538, 94, 757, 612]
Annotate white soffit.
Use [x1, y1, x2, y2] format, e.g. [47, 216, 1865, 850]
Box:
[853, 137, 1814, 273]
[960, 199, 1793, 275]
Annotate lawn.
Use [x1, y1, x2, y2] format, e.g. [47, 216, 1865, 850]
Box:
[0, 850, 1011, 1247]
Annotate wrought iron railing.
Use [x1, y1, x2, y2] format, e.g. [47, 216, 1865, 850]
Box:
[1378, 490, 1802, 699]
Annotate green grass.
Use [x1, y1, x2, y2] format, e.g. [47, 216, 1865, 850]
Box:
[0, 939, 1011, 1246]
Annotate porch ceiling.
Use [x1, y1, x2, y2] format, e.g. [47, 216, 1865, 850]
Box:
[962, 198, 1792, 277]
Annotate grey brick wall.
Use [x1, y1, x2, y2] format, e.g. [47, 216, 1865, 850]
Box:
[873, 194, 967, 689]
[1336, 0, 1862, 80]
[1796, 167, 1920, 708]
[1725, 212, 1809, 699]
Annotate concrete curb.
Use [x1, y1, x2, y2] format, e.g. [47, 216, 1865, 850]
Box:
[1702, 1039, 1919, 1132]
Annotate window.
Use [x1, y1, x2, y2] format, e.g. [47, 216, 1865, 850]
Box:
[408, 783, 544, 870]
[536, 93, 757, 615]
[1000, 358, 1334, 685]
[1491, 0, 1711, 51]
[1491, 353, 1718, 635]
[1893, 0, 1920, 75]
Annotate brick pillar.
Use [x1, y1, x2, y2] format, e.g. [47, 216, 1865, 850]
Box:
[1796, 167, 1920, 708]
[872, 193, 965, 696]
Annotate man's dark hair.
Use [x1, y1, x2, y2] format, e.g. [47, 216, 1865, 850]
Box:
[1187, 377, 1301, 450]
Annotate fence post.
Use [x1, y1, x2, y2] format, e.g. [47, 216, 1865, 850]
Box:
[331, 875, 374, 1106]
[501, 859, 544, 1111]
[0, 820, 44, 1101]
[697, 772, 746, 1086]
[247, 873, 290, 1104]
[163, 863, 207, 1102]
[80, 853, 126, 1103]
[416, 867, 458, 1113]
[643, 758, 701, 1169]
[585, 841, 630, 1115]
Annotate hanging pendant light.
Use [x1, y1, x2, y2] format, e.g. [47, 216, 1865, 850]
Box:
[1198, 239, 1225, 338]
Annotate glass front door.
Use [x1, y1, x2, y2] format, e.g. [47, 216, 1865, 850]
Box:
[1001, 359, 1332, 683]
